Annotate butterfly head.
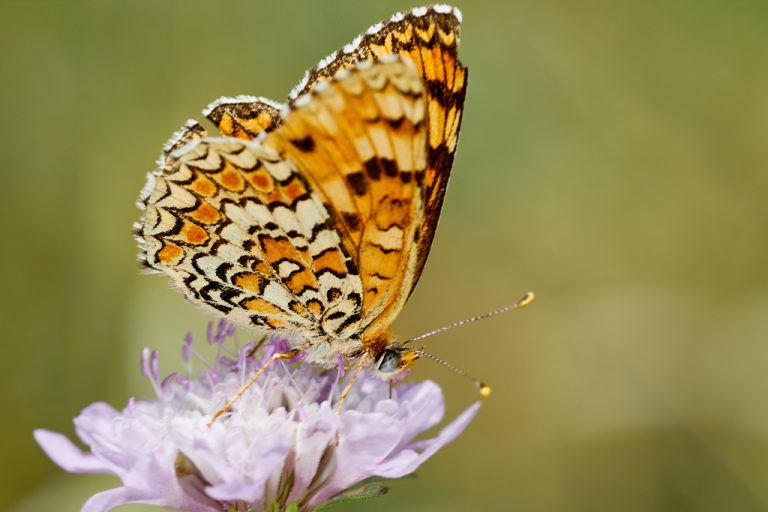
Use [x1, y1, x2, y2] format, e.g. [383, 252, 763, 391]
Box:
[372, 346, 420, 379]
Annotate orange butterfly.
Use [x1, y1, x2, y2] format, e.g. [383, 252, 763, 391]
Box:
[135, 7, 496, 408]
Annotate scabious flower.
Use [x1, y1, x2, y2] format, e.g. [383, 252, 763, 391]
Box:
[35, 321, 480, 512]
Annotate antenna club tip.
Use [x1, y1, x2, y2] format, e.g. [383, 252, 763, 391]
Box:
[518, 291, 535, 308]
[479, 384, 492, 397]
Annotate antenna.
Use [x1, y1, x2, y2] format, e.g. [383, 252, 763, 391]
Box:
[404, 291, 535, 397]
[403, 291, 535, 346]
[415, 349, 493, 397]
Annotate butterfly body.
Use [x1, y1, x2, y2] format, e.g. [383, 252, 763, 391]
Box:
[136, 5, 466, 377]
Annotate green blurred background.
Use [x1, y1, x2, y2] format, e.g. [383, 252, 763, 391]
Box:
[2, 1, 767, 510]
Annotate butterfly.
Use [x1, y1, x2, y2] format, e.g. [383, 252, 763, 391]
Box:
[135, 5, 467, 382]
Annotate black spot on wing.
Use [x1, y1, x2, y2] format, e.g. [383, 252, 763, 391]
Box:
[325, 311, 346, 321]
[381, 158, 398, 177]
[216, 262, 233, 281]
[291, 136, 315, 152]
[219, 287, 241, 306]
[345, 258, 359, 276]
[363, 158, 382, 181]
[326, 287, 342, 302]
[342, 211, 361, 231]
[346, 172, 368, 196]
[335, 313, 362, 334]
[425, 79, 452, 109]
[199, 283, 233, 314]
[387, 117, 405, 129]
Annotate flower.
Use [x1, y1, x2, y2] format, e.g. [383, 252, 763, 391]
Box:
[35, 321, 480, 512]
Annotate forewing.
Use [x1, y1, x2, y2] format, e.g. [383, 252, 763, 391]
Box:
[288, 4, 467, 294]
[264, 58, 428, 342]
[137, 137, 364, 337]
[155, 96, 285, 174]
[203, 96, 284, 140]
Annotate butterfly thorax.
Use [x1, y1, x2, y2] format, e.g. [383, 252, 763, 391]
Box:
[297, 326, 386, 364]
[297, 329, 417, 379]
[297, 334, 364, 367]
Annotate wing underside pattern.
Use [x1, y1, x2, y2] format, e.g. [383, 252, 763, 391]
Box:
[266, 58, 428, 342]
[141, 138, 366, 338]
[288, 5, 467, 294]
[139, 59, 431, 350]
[136, 5, 466, 362]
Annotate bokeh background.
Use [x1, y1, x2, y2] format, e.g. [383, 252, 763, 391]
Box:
[2, 1, 767, 511]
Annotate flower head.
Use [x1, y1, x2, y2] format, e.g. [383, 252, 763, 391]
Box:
[35, 322, 480, 512]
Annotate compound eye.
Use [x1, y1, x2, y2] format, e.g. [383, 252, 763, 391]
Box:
[377, 349, 400, 374]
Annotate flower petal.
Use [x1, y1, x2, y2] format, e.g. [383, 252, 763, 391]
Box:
[290, 405, 339, 502]
[83, 487, 146, 512]
[314, 409, 404, 503]
[390, 380, 446, 448]
[33, 429, 111, 474]
[184, 415, 293, 504]
[82, 486, 218, 512]
[72, 402, 120, 446]
[375, 401, 481, 478]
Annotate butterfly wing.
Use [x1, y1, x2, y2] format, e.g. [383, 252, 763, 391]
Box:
[137, 59, 429, 349]
[203, 96, 284, 140]
[264, 58, 428, 344]
[137, 134, 367, 338]
[137, 7, 466, 357]
[289, 5, 467, 291]
[155, 95, 285, 174]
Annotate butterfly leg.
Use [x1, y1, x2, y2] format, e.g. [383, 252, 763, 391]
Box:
[335, 356, 372, 413]
[208, 349, 299, 426]
[245, 335, 269, 358]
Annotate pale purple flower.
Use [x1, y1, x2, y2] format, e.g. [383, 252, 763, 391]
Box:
[35, 322, 480, 512]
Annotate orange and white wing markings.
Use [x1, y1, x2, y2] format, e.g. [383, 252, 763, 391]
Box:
[135, 5, 466, 366]
[288, 5, 467, 291]
[203, 95, 284, 140]
[266, 57, 428, 346]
